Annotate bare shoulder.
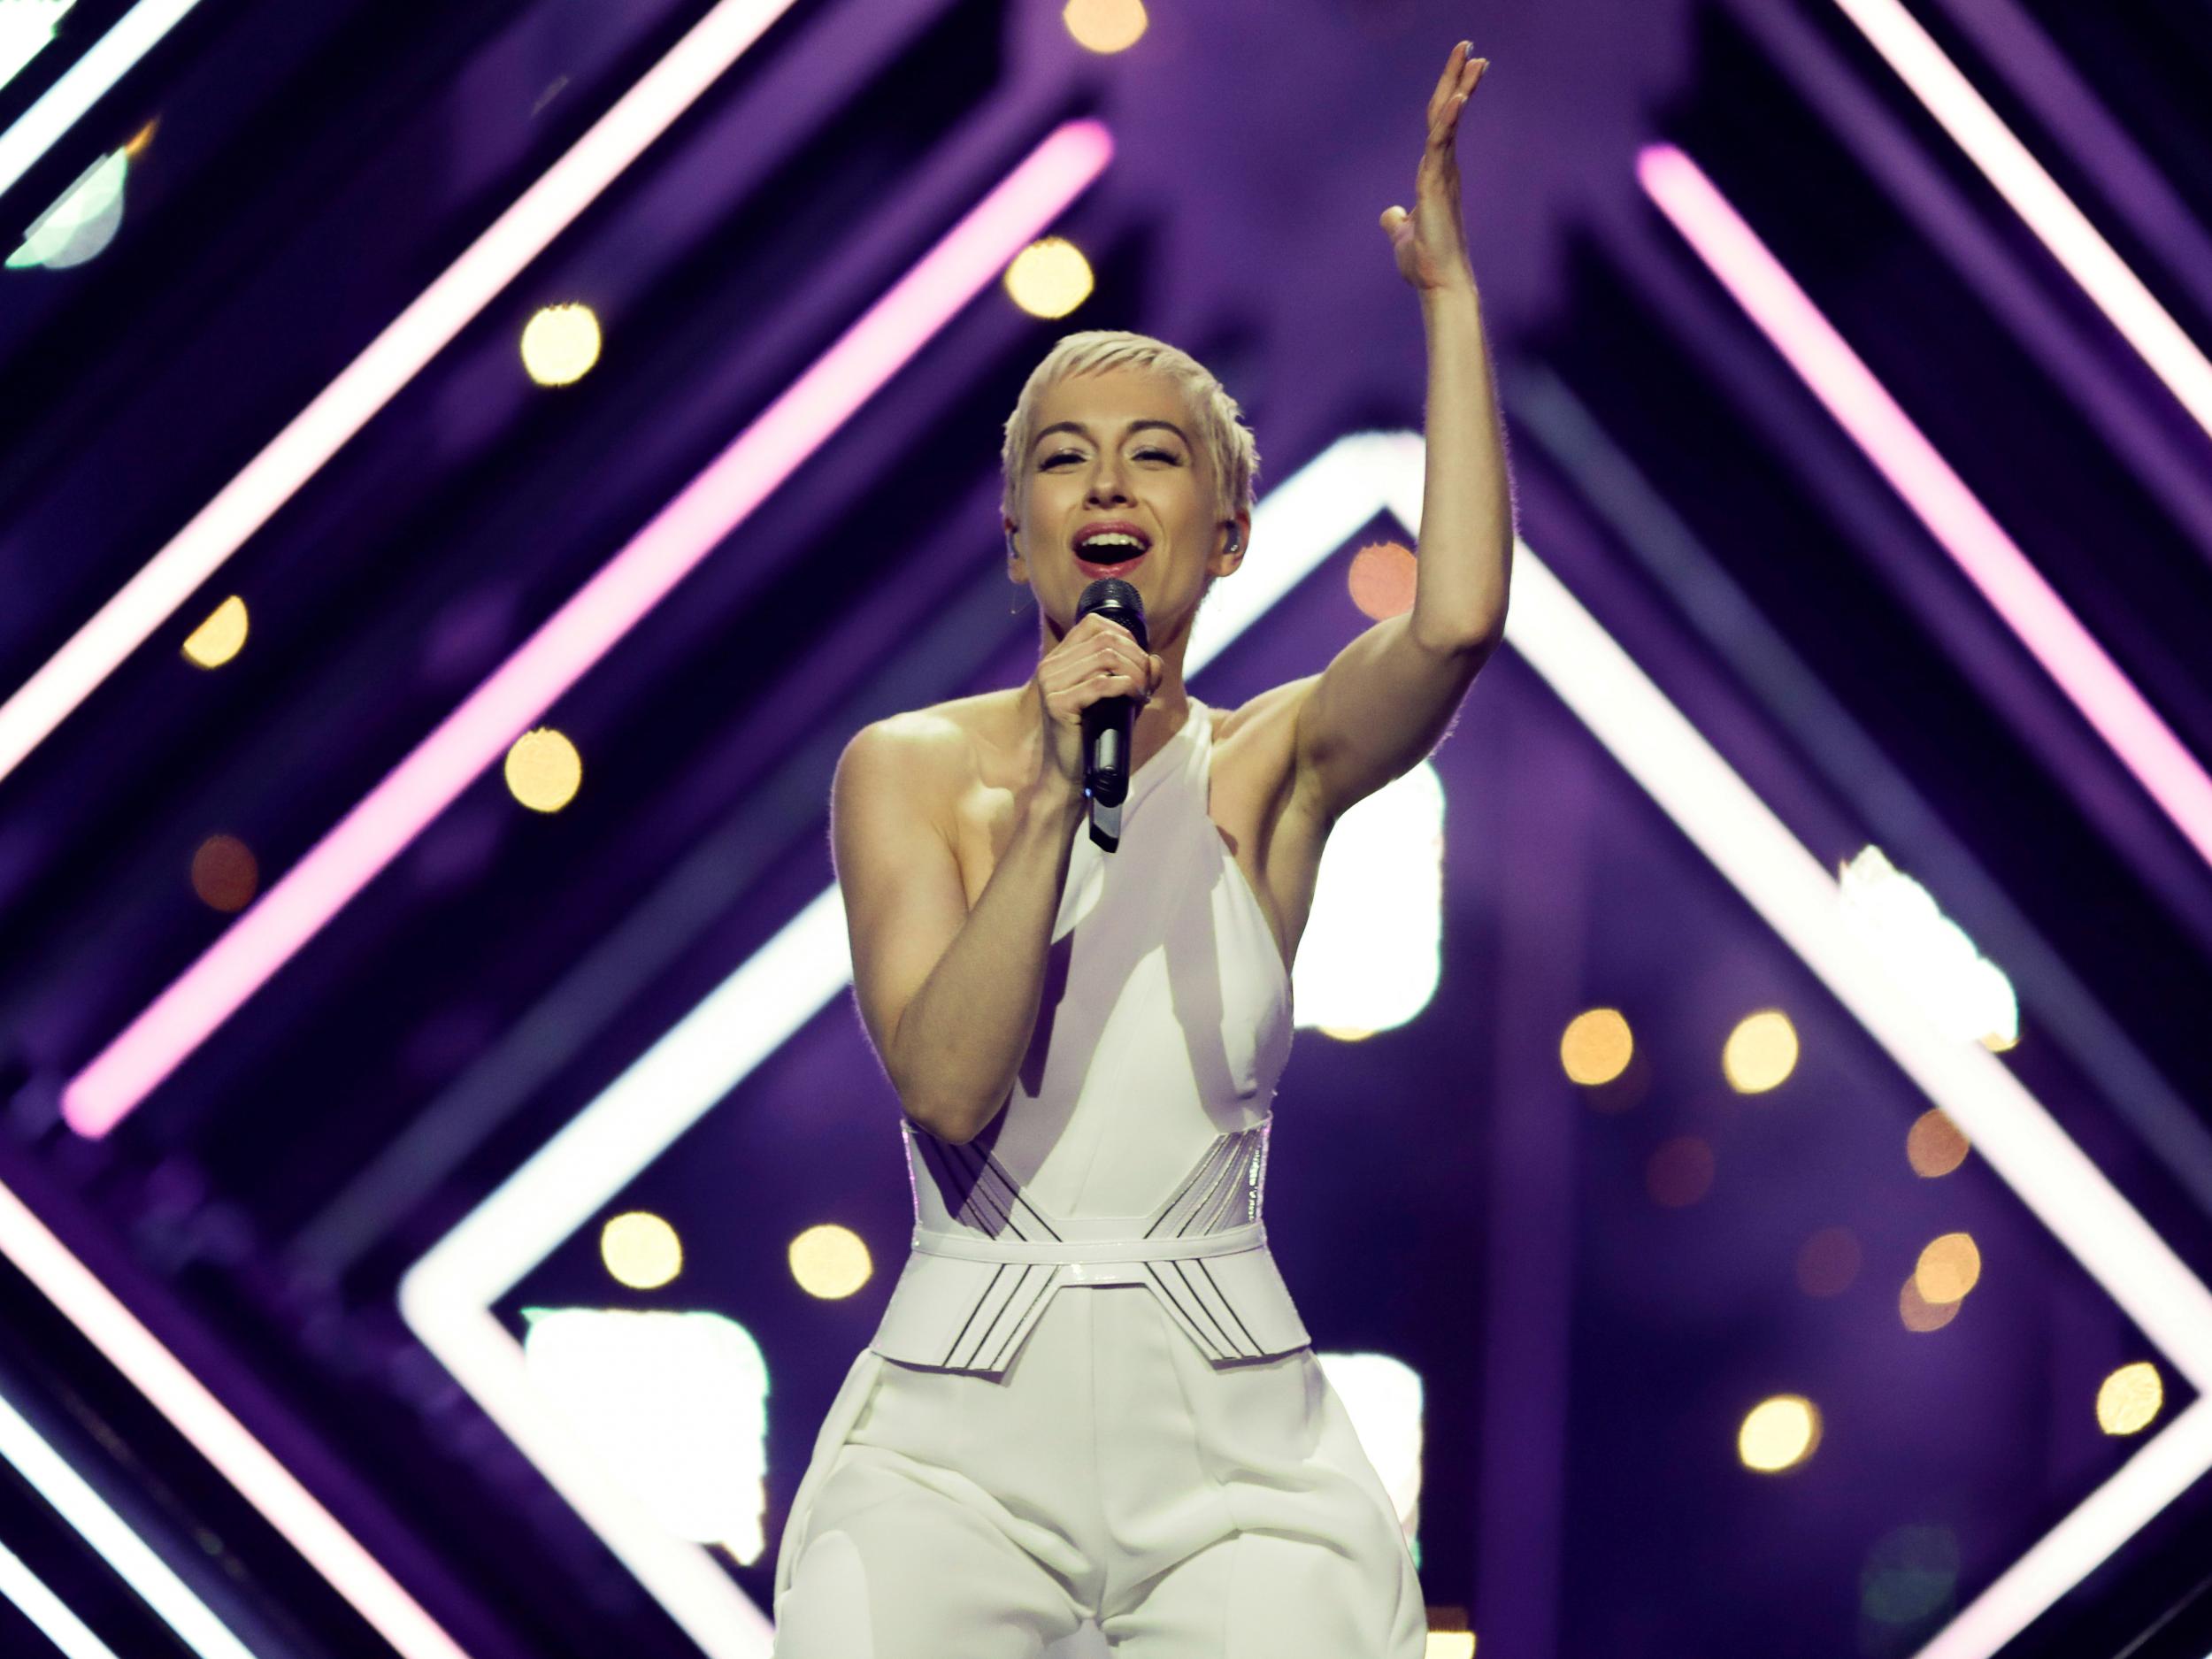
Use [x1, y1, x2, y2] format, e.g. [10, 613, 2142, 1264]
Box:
[1216, 672, 1323, 745]
[850, 697, 990, 827]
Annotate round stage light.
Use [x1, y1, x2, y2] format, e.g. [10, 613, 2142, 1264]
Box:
[504, 726, 582, 811]
[1003, 236, 1094, 319]
[1913, 1232, 1980, 1305]
[181, 595, 249, 667]
[1738, 1394, 1821, 1472]
[789, 1224, 872, 1300]
[601, 1211, 683, 1289]
[1723, 1008, 1798, 1093]
[1560, 1007, 1632, 1086]
[2096, 1361, 2162, 1436]
[1063, 0, 1147, 54]
[521, 303, 603, 386]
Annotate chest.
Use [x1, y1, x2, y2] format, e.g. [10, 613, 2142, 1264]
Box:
[948, 710, 1325, 980]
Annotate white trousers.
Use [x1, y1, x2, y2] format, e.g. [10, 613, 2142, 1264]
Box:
[771, 1282, 1426, 1656]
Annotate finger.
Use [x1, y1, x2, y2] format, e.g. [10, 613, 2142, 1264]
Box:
[1428, 39, 1467, 106]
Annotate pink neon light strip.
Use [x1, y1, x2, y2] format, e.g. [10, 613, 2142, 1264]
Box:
[0, 1179, 471, 1659]
[1832, 0, 2212, 448]
[63, 121, 1114, 1137]
[0, 0, 803, 790]
[1637, 143, 2212, 873]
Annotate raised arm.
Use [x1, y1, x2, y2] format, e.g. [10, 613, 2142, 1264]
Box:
[1292, 42, 1512, 826]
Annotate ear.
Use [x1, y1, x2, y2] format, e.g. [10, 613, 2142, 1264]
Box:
[1218, 511, 1251, 568]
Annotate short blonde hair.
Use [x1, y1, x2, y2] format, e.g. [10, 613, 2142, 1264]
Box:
[999, 329, 1260, 537]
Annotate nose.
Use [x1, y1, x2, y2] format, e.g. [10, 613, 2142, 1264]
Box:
[1085, 453, 1130, 506]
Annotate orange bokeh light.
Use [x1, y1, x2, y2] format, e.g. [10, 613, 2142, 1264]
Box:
[1348, 541, 1417, 621]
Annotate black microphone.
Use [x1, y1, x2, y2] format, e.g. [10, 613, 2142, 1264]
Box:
[1075, 577, 1147, 851]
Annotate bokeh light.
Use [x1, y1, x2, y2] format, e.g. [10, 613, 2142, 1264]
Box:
[1840, 845, 2017, 1049]
[504, 726, 582, 811]
[600, 1211, 682, 1290]
[520, 303, 602, 386]
[1348, 541, 1417, 621]
[9, 148, 127, 269]
[1646, 1135, 1715, 1208]
[1738, 1394, 1821, 1472]
[1914, 1232, 1981, 1304]
[1859, 1523, 1959, 1631]
[189, 833, 258, 913]
[1002, 235, 1094, 319]
[1317, 1351, 1425, 1549]
[2096, 1361, 2163, 1435]
[788, 1224, 872, 1300]
[1899, 1274, 1962, 1332]
[522, 1309, 768, 1556]
[1062, 0, 1147, 54]
[1296, 764, 1445, 1037]
[181, 596, 249, 667]
[1906, 1108, 1970, 1178]
[1794, 1225, 1861, 1297]
[1723, 1008, 1798, 1093]
[1560, 1007, 1632, 1086]
[1423, 1637, 1474, 1659]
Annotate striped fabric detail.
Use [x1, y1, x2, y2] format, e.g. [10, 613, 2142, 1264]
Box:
[1134, 1127, 1271, 1360]
[1144, 1126, 1267, 1240]
[915, 1133, 1064, 1242]
[910, 1126, 1277, 1368]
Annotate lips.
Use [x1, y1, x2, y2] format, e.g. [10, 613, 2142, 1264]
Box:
[1075, 549, 1147, 576]
[1072, 520, 1152, 577]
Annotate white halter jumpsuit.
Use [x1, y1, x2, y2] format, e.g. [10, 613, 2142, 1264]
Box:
[772, 697, 1425, 1657]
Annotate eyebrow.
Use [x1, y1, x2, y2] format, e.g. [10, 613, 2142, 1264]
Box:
[1032, 419, 1192, 450]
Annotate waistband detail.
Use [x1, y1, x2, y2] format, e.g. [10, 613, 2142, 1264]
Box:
[910, 1220, 1266, 1266]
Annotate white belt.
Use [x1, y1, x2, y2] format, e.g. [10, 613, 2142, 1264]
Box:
[908, 1219, 1267, 1267]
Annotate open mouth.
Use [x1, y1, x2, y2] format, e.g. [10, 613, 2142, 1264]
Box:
[1074, 549, 1148, 576]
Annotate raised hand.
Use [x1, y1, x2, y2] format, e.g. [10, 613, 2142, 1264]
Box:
[1379, 41, 1487, 296]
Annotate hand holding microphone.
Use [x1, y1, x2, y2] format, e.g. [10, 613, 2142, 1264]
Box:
[1024, 579, 1157, 848]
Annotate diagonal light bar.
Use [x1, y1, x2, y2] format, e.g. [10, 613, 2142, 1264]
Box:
[0, 1537, 122, 1659]
[60, 119, 1114, 1138]
[1496, 527, 2212, 1659]
[0, 1382, 260, 1659]
[403, 430, 2212, 1658]
[1637, 143, 2212, 875]
[0, 0, 197, 208]
[0, 1180, 470, 1659]
[1832, 0, 2212, 448]
[0, 0, 804, 789]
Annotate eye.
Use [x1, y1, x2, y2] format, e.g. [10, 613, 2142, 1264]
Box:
[1041, 447, 1180, 467]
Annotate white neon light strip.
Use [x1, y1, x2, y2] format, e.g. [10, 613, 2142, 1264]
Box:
[0, 1181, 471, 1659]
[404, 430, 2212, 1656]
[0, 0, 804, 790]
[62, 119, 1113, 1138]
[0, 0, 198, 208]
[0, 1383, 258, 1659]
[0, 1538, 123, 1659]
[390, 124, 1115, 1656]
[1832, 0, 2212, 448]
[1637, 143, 2212, 876]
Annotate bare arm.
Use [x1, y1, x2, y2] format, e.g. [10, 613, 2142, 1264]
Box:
[833, 719, 1087, 1145]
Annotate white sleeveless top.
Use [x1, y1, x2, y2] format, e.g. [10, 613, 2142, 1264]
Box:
[868, 696, 1308, 1374]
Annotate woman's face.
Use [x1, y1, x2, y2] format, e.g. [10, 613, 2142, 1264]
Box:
[1009, 365, 1237, 639]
